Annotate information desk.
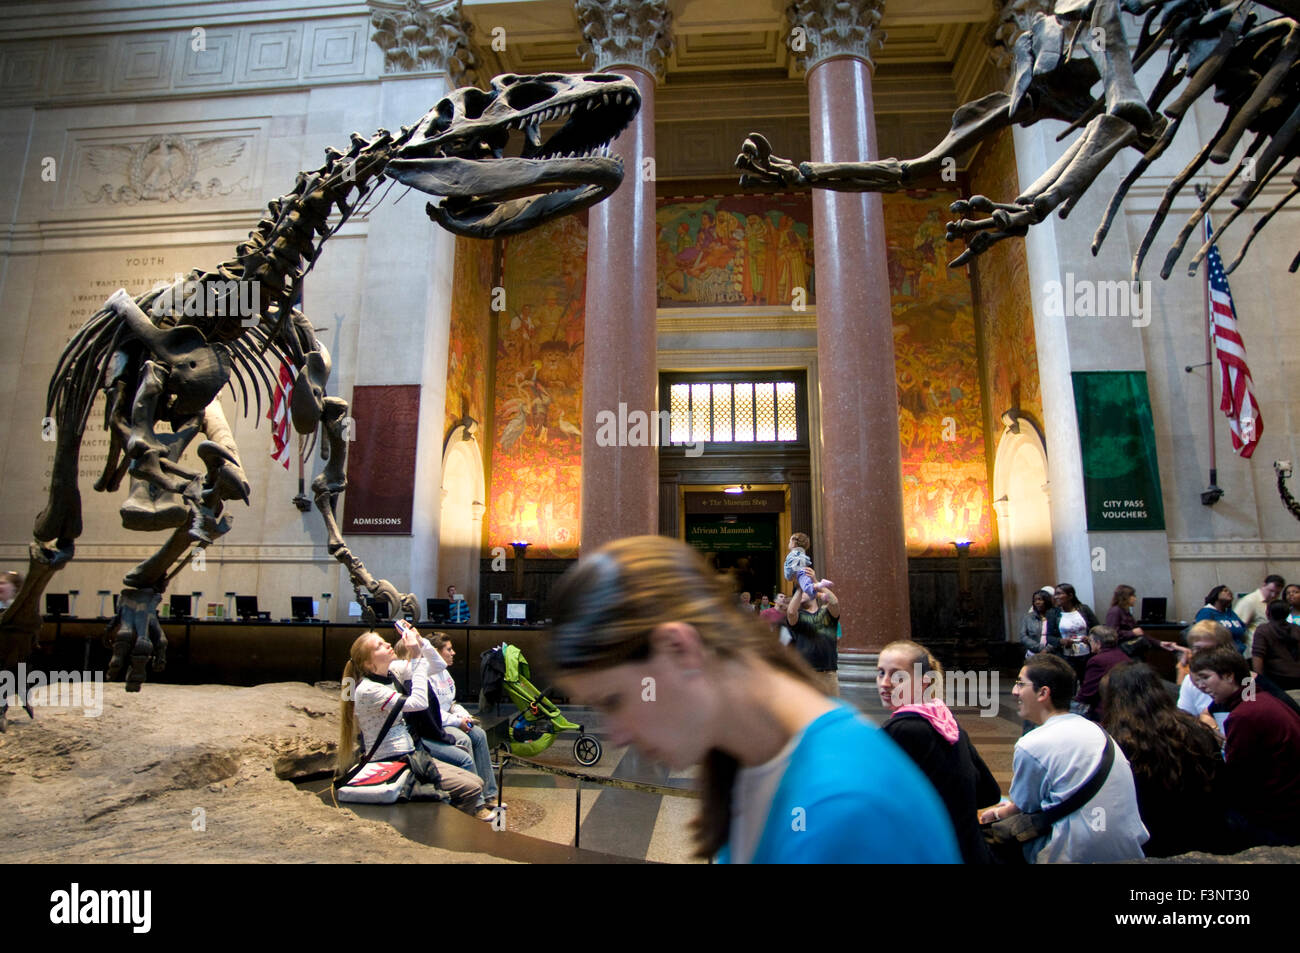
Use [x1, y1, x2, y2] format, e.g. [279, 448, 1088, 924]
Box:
[33, 619, 558, 704]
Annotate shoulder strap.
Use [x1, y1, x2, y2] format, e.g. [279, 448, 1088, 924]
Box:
[1040, 732, 1115, 825]
[335, 691, 408, 788]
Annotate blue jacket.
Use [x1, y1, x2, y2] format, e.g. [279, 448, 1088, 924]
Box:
[717, 703, 961, 863]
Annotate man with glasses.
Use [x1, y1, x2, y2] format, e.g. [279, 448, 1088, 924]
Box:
[979, 654, 1148, 862]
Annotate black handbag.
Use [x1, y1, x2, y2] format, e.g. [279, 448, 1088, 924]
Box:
[983, 735, 1116, 853]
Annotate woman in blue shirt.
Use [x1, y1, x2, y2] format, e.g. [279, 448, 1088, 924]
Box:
[1195, 585, 1248, 654]
[547, 535, 959, 864]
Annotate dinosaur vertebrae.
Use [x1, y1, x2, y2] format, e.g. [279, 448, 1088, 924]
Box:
[208, 127, 410, 342]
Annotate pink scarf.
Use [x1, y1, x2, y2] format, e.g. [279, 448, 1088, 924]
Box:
[891, 700, 961, 745]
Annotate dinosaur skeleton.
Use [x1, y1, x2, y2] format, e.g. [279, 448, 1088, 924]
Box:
[737, 0, 1300, 278]
[0, 72, 638, 717]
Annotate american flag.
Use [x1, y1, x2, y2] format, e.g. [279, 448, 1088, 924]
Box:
[1206, 230, 1261, 458]
[268, 362, 294, 469]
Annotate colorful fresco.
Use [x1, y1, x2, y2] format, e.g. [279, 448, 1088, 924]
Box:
[445, 236, 494, 439]
[656, 194, 814, 307]
[969, 128, 1043, 438]
[487, 214, 587, 558]
[883, 190, 995, 557]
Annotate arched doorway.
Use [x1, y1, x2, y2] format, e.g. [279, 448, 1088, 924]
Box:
[992, 421, 1054, 641]
[439, 427, 486, 618]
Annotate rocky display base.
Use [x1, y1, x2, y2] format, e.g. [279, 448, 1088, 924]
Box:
[0, 681, 509, 864]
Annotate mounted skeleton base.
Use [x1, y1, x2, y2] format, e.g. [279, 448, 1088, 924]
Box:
[737, 0, 1300, 279]
[0, 72, 639, 716]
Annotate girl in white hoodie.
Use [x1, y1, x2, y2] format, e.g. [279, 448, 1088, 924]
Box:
[425, 632, 501, 808]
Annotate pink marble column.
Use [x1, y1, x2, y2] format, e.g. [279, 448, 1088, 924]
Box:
[579, 65, 659, 553]
[808, 56, 911, 652]
[573, 0, 672, 553]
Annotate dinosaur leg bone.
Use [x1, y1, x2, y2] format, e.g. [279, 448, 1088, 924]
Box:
[310, 397, 418, 622]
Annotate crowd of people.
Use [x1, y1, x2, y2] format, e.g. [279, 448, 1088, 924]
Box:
[329, 536, 1300, 863]
[545, 539, 1300, 863]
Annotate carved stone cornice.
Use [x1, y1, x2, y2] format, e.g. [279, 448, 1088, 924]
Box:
[368, 0, 476, 83]
[987, 0, 1054, 71]
[575, 0, 674, 81]
[786, 0, 887, 72]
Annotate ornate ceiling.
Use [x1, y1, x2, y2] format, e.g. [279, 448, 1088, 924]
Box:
[458, 0, 1005, 178]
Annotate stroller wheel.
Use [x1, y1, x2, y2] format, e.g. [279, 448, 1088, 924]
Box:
[574, 734, 602, 767]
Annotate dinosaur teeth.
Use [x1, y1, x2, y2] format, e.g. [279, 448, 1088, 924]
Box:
[525, 120, 542, 148]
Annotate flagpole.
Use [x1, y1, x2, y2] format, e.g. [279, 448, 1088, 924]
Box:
[1197, 184, 1223, 506]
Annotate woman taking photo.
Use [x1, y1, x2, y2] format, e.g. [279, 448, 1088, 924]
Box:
[337, 629, 491, 819]
[1101, 662, 1233, 856]
[549, 536, 959, 864]
[1019, 588, 1057, 658]
[1195, 585, 1248, 654]
[877, 640, 1002, 864]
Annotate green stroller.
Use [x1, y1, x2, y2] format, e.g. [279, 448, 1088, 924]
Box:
[479, 643, 602, 766]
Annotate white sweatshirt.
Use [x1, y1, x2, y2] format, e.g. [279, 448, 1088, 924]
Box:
[420, 639, 471, 728]
[353, 657, 429, 761]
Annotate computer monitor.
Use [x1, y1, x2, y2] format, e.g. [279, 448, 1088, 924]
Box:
[45, 593, 69, 617]
[505, 600, 532, 624]
[368, 597, 390, 621]
[426, 598, 451, 623]
[1140, 597, 1167, 624]
[291, 596, 315, 621]
[347, 601, 362, 618]
[235, 595, 259, 620]
[169, 594, 192, 619]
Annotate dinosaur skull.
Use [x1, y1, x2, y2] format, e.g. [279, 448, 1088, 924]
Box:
[386, 72, 640, 238]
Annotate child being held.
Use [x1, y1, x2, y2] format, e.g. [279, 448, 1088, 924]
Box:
[784, 532, 833, 602]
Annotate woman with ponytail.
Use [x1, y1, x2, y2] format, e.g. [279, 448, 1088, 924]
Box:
[549, 535, 959, 864]
[877, 640, 1003, 864]
[337, 628, 489, 818]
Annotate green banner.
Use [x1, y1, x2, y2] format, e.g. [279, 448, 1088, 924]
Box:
[1072, 371, 1166, 531]
[685, 520, 776, 552]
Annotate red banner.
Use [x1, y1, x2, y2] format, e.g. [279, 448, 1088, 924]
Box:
[342, 384, 420, 535]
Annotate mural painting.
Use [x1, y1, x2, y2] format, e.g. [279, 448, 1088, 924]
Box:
[445, 235, 494, 439]
[884, 190, 995, 557]
[969, 128, 1043, 438]
[487, 214, 587, 557]
[656, 194, 814, 307]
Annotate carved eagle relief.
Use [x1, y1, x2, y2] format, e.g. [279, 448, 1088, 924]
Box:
[83, 135, 248, 204]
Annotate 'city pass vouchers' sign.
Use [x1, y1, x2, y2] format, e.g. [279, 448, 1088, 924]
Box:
[1072, 371, 1166, 531]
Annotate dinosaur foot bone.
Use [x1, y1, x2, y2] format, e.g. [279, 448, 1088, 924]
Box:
[106, 588, 167, 692]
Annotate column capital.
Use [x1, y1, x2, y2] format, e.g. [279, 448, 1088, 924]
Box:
[987, 0, 1055, 71]
[786, 0, 886, 72]
[368, 0, 476, 84]
[576, 0, 674, 81]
